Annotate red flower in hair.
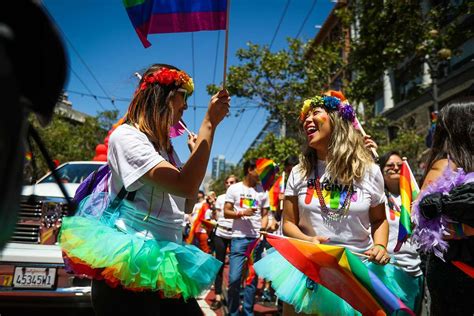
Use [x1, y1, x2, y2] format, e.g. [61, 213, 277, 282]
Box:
[327, 90, 347, 101]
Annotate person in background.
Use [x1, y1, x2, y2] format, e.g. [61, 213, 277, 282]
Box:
[224, 159, 270, 316]
[377, 151, 424, 314]
[210, 174, 239, 310]
[413, 97, 474, 315]
[189, 190, 213, 253]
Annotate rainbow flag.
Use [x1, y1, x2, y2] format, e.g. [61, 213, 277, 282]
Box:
[394, 160, 420, 252]
[123, 0, 227, 48]
[185, 202, 210, 244]
[256, 158, 279, 191]
[244, 238, 261, 285]
[268, 175, 283, 211]
[264, 234, 414, 315]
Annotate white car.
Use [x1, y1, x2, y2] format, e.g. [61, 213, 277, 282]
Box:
[0, 161, 105, 309]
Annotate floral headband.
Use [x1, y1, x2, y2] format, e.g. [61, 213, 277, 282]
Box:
[300, 91, 356, 125]
[139, 67, 194, 96]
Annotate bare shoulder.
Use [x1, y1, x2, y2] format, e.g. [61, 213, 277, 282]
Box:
[421, 159, 449, 189]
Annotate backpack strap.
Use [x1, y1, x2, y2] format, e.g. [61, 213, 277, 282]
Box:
[109, 187, 137, 210]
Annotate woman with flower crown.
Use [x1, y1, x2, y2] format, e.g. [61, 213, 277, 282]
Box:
[254, 91, 412, 315]
[59, 64, 230, 315]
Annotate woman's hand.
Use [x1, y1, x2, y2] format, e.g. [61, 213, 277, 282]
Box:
[206, 89, 230, 127]
[363, 135, 378, 151]
[241, 207, 257, 217]
[187, 133, 197, 152]
[364, 244, 391, 265]
[308, 235, 330, 244]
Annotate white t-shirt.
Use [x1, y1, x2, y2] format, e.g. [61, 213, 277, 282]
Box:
[285, 161, 386, 253]
[225, 182, 270, 238]
[214, 194, 233, 239]
[108, 124, 185, 243]
[385, 193, 422, 276]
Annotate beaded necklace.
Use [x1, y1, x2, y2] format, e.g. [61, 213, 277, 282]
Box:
[314, 166, 354, 222]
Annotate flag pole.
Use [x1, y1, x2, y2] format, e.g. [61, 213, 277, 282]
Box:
[355, 116, 379, 160]
[279, 171, 285, 210]
[222, 0, 230, 88]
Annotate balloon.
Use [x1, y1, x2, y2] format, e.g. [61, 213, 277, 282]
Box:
[95, 144, 107, 155]
[104, 136, 109, 146]
[93, 154, 107, 162]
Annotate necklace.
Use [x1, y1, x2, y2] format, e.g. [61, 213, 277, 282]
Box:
[314, 167, 353, 221]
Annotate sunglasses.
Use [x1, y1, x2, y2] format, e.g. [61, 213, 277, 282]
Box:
[177, 88, 189, 102]
[225, 181, 236, 185]
[384, 162, 403, 169]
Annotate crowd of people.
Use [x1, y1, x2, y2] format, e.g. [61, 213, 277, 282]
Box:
[58, 63, 472, 316]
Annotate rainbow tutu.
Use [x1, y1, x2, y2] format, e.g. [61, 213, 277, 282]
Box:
[59, 196, 221, 300]
[254, 248, 422, 315]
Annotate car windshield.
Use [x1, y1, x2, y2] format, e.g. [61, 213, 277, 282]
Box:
[39, 163, 103, 184]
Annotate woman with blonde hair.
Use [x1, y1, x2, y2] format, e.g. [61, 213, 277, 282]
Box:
[255, 91, 409, 315]
[59, 63, 230, 315]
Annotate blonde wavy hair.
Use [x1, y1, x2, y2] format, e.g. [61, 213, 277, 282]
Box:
[300, 99, 373, 185]
[126, 64, 189, 151]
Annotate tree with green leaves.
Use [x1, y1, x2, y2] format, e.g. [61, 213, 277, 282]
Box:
[208, 38, 342, 137]
[26, 110, 118, 181]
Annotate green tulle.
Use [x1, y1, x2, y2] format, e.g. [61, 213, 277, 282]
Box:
[255, 248, 422, 315]
[59, 216, 221, 300]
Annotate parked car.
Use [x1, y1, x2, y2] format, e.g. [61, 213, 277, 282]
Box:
[0, 161, 105, 310]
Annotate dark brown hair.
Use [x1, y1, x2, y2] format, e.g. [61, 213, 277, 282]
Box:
[423, 97, 474, 180]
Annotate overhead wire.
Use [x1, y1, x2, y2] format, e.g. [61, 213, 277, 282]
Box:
[229, 107, 262, 161]
[269, 0, 291, 50]
[295, 0, 318, 39]
[69, 68, 107, 111]
[43, 5, 119, 111]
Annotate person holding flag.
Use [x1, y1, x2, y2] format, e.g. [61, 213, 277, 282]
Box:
[59, 64, 230, 315]
[224, 159, 270, 316]
[255, 91, 412, 315]
[376, 151, 424, 313]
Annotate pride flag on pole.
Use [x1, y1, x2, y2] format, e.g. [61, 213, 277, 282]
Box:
[262, 234, 414, 315]
[185, 202, 210, 244]
[255, 158, 279, 191]
[394, 160, 420, 252]
[123, 0, 228, 48]
[268, 175, 283, 211]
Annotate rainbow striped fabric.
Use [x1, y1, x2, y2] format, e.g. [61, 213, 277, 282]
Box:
[394, 161, 419, 252]
[240, 198, 258, 208]
[123, 0, 227, 48]
[244, 238, 261, 285]
[268, 175, 283, 211]
[265, 234, 414, 315]
[185, 202, 210, 244]
[255, 158, 279, 191]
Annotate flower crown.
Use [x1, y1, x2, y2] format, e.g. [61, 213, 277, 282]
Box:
[139, 67, 194, 95]
[300, 91, 356, 124]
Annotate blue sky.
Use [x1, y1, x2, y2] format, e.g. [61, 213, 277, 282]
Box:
[43, 0, 335, 171]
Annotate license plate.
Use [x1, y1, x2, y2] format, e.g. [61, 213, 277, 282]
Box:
[13, 267, 56, 289]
